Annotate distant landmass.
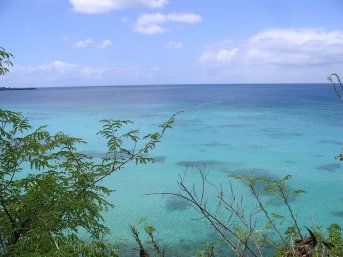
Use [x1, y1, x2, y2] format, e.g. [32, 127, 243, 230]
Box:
[0, 87, 36, 91]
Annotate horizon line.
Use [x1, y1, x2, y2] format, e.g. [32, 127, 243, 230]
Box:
[4, 82, 331, 90]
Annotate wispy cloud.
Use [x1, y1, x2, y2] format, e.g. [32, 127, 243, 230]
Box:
[197, 40, 239, 65]
[9, 61, 105, 83]
[166, 40, 183, 48]
[39, 61, 79, 74]
[74, 39, 112, 49]
[3, 61, 165, 87]
[97, 40, 112, 49]
[134, 12, 202, 35]
[70, 0, 168, 14]
[74, 38, 93, 48]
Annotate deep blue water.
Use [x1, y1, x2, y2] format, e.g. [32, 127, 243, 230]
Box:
[1, 83, 343, 256]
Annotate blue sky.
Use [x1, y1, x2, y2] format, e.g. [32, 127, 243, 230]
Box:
[1, 0, 343, 87]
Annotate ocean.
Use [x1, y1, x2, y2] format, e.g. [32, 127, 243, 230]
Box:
[1, 83, 343, 256]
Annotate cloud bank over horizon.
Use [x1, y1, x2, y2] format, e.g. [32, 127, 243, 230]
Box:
[3, 27, 343, 87]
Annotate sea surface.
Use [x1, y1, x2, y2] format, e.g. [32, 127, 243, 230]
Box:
[1, 84, 343, 256]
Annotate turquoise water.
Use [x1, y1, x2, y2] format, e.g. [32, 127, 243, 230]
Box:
[1, 84, 343, 256]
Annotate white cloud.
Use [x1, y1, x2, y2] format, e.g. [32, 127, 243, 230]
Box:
[74, 39, 112, 49]
[38, 61, 79, 75]
[97, 39, 112, 49]
[199, 48, 239, 63]
[166, 13, 202, 23]
[70, 0, 168, 14]
[134, 12, 202, 35]
[2, 61, 167, 87]
[13, 61, 103, 80]
[245, 28, 343, 67]
[196, 28, 343, 83]
[198, 40, 239, 65]
[198, 28, 343, 69]
[74, 38, 93, 48]
[166, 40, 183, 48]
[79, 66, 106, 79]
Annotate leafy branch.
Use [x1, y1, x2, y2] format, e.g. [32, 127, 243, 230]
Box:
[0, 108, 178, 256]
[0, 47, 13, 76]
[328, 73, 343, 102]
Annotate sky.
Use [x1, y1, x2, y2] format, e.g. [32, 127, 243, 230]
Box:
[1, 0, 343, 87]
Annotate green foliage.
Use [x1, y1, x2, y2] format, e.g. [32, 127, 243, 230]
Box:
[326, 224, 343, 256]
[130, 222, 171, 257]
[164, 171, 343, 256]
[0, 109, 175, 256]
[0, 47, 13, 76]
[231, 174, 343, 257]
[196, 243, 215, 257]
[230, 174, 304, 246]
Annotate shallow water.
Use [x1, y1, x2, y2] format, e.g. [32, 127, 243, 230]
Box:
[1, 84, 343, 256]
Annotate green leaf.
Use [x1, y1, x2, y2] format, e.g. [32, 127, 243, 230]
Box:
[293, 189, 306, 194]
[144, 225, 156, 234]
[283, 175, 292, 181]
[272, 213, 284, 219]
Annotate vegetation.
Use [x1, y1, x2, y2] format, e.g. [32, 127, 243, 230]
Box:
[134, 172, 342, 257]
[0, 47, 13, 76]
[0, 108, 176, 256]
[0, 49, 177, 256]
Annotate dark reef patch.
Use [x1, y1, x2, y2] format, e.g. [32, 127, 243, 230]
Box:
[178, 118, 204, 127]
[260, 128, 279, 133]
[289, 133, 303, 136]
[316, 163, 341, 172]
[284, 160, 297, 164]
[203, 141, 231, 147]
[268, 132, 303, 138]
[165, 196, 192, 211]
[318, 139, 343, 145]
[153, 155, 168, 163]
[176, 160, 244, 172]
[332, 210, 343, 217]
[185, 128, 203, 132]
[312, 154, 325, 158]
[248, 144, 266, 149]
